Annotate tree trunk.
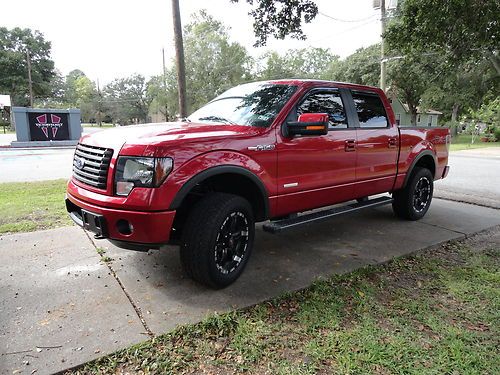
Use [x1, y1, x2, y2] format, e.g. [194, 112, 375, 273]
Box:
[451, 103, 460, 122]
[489, 52, 500, 76]
[409, 107, 417, 126]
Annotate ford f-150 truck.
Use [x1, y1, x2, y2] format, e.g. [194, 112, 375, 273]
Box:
[66, 80, 450, 288]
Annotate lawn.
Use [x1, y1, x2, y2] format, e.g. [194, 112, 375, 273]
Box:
[69, 230, 500, 374]
[450, 134, 500, 151]
[0, 128, 15, 134]
[0, 179, 72, 234]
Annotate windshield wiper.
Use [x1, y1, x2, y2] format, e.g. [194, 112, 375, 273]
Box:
[198, 115, 236, 125]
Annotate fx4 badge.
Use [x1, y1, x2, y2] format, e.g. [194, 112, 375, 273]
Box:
[247, 144, 275, 151]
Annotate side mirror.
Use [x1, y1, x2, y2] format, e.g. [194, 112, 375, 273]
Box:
[285, 113, 329, 137]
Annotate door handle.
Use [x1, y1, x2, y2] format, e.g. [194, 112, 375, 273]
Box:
[388, 137, 397, 148]
[345, 139, 356, 152]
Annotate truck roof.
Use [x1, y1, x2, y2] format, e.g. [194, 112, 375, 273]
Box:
[266, 79, 381, 93]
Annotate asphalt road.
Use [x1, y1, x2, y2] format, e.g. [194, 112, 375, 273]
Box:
[434, 147, 500, 208]
[0, 128, 102, 183]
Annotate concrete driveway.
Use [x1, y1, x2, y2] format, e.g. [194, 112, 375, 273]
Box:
[1, 198, 500, 374]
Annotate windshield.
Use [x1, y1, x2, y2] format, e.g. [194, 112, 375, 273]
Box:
[188, 82, 297, 127]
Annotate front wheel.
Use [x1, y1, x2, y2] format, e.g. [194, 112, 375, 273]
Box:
[392, 167, 433, 220]
[180, 193, 255, 289]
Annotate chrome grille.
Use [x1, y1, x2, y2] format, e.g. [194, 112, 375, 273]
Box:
[73, 143, 113, 189]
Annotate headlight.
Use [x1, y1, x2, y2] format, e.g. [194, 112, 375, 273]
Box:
[115, 157, 173, 196]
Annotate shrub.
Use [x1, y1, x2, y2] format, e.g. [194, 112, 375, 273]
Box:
[494, 127, 500, 142]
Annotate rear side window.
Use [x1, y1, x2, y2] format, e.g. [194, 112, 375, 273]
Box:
[297, 91, 348, 129]
[351, 91, 388, 128]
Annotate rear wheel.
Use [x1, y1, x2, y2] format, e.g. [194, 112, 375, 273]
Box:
[180, 193, 255, 289]
[392, 167, 433, 220]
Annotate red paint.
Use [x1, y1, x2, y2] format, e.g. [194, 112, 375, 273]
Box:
[66, 80, 450, 245]
[67, 188, 175, 244]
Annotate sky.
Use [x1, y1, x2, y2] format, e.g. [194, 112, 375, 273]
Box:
[1, 0, 383, 84]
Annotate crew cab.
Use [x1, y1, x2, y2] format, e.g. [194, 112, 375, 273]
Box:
[66, 80, 450, 288]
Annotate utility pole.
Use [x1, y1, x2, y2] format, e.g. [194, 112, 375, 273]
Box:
[171, 0, 187, 118]
[380, 0, 387, 92]
[162, 47, 169, 121]
[96, 78, 102, 127]
[26, 49, 34, 107]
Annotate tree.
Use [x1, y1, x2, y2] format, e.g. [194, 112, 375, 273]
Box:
[385, 0, 500, 75]
[167, 11, 253, 115]
[104, 74, 152, 124]
[388, 53, 435, 125]
[421, 58, 499, 122]
[0, 27, 55, 106]
[257, 48, 339, 80]
[332, 44, 380, 86]
[61, 70, 98, 122]
[230, 0, 318, 46]
[468, 97, 500, 129]
[147, 75, 173, 121]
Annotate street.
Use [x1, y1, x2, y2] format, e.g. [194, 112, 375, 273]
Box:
[0, 128, 103, 183]
[434, 148, 500, 208]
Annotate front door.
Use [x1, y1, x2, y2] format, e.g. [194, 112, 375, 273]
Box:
[276, 88, 358, 216]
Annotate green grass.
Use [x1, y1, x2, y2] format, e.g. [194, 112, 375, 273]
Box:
[69, 231, 500, 375]
[450, 134, 500, 151]
[0, 179, 71, 234]
[0, 128, 15, 134]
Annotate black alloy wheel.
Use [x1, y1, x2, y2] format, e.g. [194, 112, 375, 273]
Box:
[180, 193, 255, 288]
[413, 176, 432, 213]
[214, 211, 250, 275]
[392, 167, 434, 220]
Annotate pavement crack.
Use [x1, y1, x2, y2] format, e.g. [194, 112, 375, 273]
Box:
[82, 229, 154, 337]
[434, 195, 500, 210]
[419, 220, 467, 236]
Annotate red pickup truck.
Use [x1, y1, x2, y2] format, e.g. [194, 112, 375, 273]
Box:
[66, 80, 450, 288]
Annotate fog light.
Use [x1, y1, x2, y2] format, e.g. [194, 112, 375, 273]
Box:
[116, 219, 133, 235]
[116, 181, 134, 196]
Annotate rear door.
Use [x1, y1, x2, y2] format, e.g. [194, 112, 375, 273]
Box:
[350, 90, 399, 197]
[275, 88, 358, 216]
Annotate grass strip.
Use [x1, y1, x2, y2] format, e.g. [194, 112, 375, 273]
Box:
[0, 179, 71, 234]
[450, 134, 499, 151]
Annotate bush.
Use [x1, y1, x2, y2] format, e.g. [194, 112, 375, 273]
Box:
[444, 120, 460, 137]
[494, 127, 500, 142]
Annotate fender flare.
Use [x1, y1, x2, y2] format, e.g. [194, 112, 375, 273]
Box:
[168, 165, 270, 219]
[402, 150, 437, 188]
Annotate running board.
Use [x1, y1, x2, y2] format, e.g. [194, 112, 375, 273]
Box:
[263, 196, 393, 234]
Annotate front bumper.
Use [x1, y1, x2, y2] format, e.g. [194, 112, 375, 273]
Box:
[66, 192, 176, 247]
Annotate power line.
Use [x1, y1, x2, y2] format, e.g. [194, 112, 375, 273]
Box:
[318, 11, 378, 23]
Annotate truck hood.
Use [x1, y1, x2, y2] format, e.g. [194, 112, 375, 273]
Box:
[79, 121, 262, 152]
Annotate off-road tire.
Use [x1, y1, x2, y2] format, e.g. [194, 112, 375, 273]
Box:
[180, 193, 255, 289]
[392, 167, 434, 220]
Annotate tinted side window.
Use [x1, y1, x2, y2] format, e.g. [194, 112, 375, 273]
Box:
[352, 91, 388, 128]
[297, 91, 348, 129]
